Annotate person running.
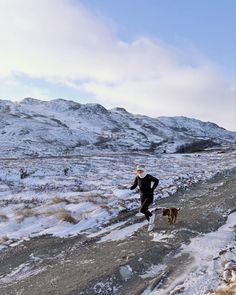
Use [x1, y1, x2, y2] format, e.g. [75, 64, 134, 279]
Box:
[130, 165, 159, 222]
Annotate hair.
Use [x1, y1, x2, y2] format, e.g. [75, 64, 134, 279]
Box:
[136, 165, 145, 171]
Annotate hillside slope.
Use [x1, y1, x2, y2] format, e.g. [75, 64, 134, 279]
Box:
[0, 98, 235, 157]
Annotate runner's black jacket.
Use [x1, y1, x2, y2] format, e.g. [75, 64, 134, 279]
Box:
[130, 174, 159, 197]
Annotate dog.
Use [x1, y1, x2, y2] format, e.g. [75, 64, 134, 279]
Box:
[162, 207, 180, 225]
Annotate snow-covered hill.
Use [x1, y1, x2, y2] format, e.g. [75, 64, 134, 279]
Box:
[0, 98, 235, 157]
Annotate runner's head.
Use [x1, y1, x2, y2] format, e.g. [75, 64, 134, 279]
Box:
[136, 165, 145, 175]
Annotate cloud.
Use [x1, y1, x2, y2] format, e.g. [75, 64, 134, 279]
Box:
[0, 0, 235, 130]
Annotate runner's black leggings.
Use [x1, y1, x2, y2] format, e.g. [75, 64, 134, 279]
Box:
[140, 196, 153, 221]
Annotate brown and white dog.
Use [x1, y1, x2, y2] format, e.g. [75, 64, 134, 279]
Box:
[162, 208, 180, 225]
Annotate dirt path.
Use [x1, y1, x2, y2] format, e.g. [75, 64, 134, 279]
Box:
[0, 169, 236, 295]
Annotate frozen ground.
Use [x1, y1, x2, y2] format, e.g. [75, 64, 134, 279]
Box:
[0, 149, 236, 246]
[0, 148, 236, 294]
[142, 212, 236, 295]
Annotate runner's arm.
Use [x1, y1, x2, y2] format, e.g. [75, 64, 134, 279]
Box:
[130, 177, 138, 190]
[150, 175, 159, 191]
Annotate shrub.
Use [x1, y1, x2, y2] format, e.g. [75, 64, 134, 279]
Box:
[0, 214, 8, 222]
[176, 139, 217, 153]
[64, 167, 69, 176]
[20, 168, 29, 179]
[57, 210, 77, 224]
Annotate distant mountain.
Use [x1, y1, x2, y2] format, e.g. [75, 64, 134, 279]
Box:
[0, 98, 235, 157]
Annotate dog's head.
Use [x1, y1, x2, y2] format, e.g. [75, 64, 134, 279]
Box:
[162, 208, 170, 216]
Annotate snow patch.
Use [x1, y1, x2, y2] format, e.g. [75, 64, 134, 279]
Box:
[98, 221, 146, 243]
[148, 212, 236, 295]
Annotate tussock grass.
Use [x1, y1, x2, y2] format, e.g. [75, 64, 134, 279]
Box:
[16, 208, 40, 223]
[0, 214, 8, 222]
[81, 193, 113, 215]
[57, 210, 77, 224]
[116, 184, 129, 189]
[215, 283, 236, 295]
[99, 204, 113, 215]
[86, 195, 100, 204]
[47, 209, 77, 224]
[50, 197, 69, 204]
[16, 208, 34, 218]
[86, 193, 109, 205]
[0, 236, 9, 243]
[46, 211, 56, 217]
[100, 204, 110, 210]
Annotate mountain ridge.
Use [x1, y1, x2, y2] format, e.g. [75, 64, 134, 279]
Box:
[0, 98, 235, 157]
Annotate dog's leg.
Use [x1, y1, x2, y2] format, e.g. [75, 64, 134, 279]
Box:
[168, 217, 171, 224]
[172, 215, 176, 224]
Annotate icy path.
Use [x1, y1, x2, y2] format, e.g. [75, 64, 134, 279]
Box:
[0, 167, 235, 295]
[142, 212, 236, 295]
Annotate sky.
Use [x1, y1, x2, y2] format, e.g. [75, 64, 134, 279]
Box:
[0, 0, 235, 131]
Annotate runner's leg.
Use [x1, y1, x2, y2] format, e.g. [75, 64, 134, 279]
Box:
[140, 197, 153, 221]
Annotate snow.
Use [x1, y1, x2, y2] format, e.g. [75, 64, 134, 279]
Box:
[0, 98, 236, 292]
[151, 231, 175, 242]
[98, 221, 146, 243]
[140, 264, 166, 279]
[0, 150, 236, 247]
[143, 211, 236, 295]
[173, 212, 236, 295]
[87, 221, 127, 238]
[0, 98, 235, 158]
[0, 264, 47, 286]
[119, 265, 133, 281]
[158, 116, 234, 141]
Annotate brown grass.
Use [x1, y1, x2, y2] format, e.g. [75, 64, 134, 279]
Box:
[56, 210, 77, 224]
[100, 204, 110, 210]
[16, 208, 40, 223]
[86, 193, 109, 205]
[50, 197, 70, 204]
[0, 236, 9, 243]
[215, 283, 236, 295]
[47, 209, 77, 224]
[0, 214, 8, 222]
